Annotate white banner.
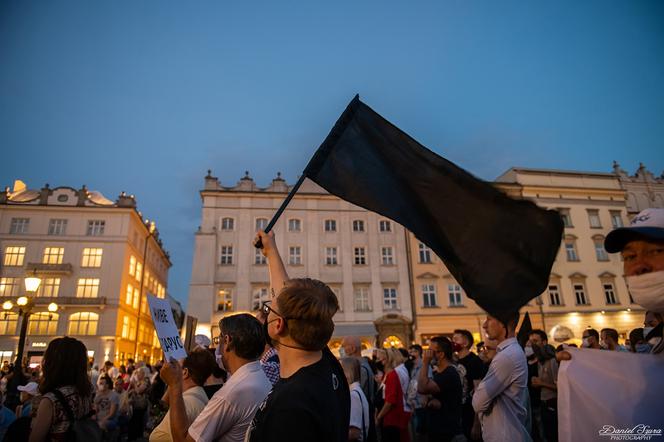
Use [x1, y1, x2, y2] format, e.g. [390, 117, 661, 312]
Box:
[148, 295, 187, 361]
[558, 347, 664, 442]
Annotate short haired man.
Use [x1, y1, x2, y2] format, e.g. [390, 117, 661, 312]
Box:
[528, 330, 558, 442]
[452, 329, 484, 441]
[600, 328, 627, 352]
[417, 336, 463, 442]
[472, 312, 531, 442]
[341, 336, 375, 407]
[246, 231, 350, 442]
[406, 344, 428, 441]
[160, 313, 272, 442]
[150, 350, 215, 442]
[581, 328, 601, 349]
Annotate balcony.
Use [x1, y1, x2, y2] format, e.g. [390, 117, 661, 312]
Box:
[26, 262, 74, 276]
[0, 296, 107, 307]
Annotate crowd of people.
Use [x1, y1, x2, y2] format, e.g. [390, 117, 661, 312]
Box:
[0, 206, 661, 442]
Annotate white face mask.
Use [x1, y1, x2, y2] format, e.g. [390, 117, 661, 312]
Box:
[524, 346, 534, 357]
[582, 338, 591, 348]
[625, 270, 664, 313]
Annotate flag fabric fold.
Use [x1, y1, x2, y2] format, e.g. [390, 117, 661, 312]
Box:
[303, 95, 563, 317]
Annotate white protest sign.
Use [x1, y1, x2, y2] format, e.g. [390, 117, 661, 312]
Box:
[148, 295, 187, 361]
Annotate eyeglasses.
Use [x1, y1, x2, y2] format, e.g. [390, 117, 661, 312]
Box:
[261, 300, 299, 321]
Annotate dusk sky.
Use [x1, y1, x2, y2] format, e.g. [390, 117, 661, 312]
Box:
[1, 1, 663, 308]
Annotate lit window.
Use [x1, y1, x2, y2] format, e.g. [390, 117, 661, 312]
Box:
[217, 289, 233, 312]
[354, 247, 366, 265]
[325, 247, 338, 265]
[289, 246, 302, 265]
[352, 220, 365, 232]
[383, 288, 398, 310]
[37, 278, 60, 297]
[86, 220, 105, 236]
[379, 220, 391, 232]
[558, 209, 573, 228]
[574, 284, 588, 305]
[354, 287, 370, 312]
[422, 284, 437, 307]
[587, 210, 602, 228]
[81, 248, 103, 267]
[129, 256, 136, 276]
[288, 219, 301, 232]
[448, 284, 463, 306]
[68, 312, 99, 335]
[48, 219, 68, 235]
[548, 284, 562, 306]
[324, 220, 337, 232]
[565, 240, 579, 262]
[381, 247, 394, 265]
[126, 284, 134, 306]
[0, 278, 20, 297]
[594, 239, 608, 261]
[418, 243, 432, 263]
[135, 262, 143, 282]
[28, 312, 59, 335]
[255, 249, 266, 265]
[604, 283, 618, 305]
[4, 246, 26, 266]
[252, 287, 269, 311]
[610, 211, 623, 229]
[76, 278, 100, 298]
[221, 217, 234, 231]
[121, 316, 137, 340]
[255, 218, 268, 231]
[0, 312, 19, 335]
[42, 247, 64, 265]
[220, 246, 233, 265]
[9, 218, 29, 234]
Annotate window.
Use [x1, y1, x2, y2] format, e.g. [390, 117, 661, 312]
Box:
[288, 219, 301, 232]
[76, 278, 100, 298]
[418, 243, 432, 263]
[324, 219, 337, 232]
[352, 220, 365, 232]
[574, 284, 588, 305]
[594, 239, 609, 261]
[48, 219, 67, 235]
[220, 246, 233, 265]
[42, 247, 64, 265]
[325, 247, 338, 265]
[604, 283, 618, 305]
[28, 312, 59, 335]
[289, 246, 302, 265]
[565, 240, 579, 262]
[255, 249, 266, 265]
[121, 316, 137, 340]
[587, 210, 602, 228]
[379, 220, 392, 232]
[126, 284, 135, 306]
[9, 218, 29, 234]
[0, 278, 20, 297]
[37, 278, 60, 297]
[354, 247, 366, 265]
[255, 218, 268, 231]
[221, 217, 234, 231]
[381, 247, 394, 265]
[3, 246, 25, 266]
[135, 262, 143, 282]
[81, 248, 103, 267]
[422, 284, 437, 307]
[548, 284, 562, 306]
[448, 284, 463, 306]
[129, 256, 136, 276]
[252, 288, 269, 311]
[354, 287, 370, 312]
[383, 288, 398, 310]
[610, 211, 623, 229]
[86, 220, 105, 236]
[217, 289, 233, 312]
[559, 209, 573, 228]
[0, 312, 19, 335]
[68, 312, 99, 335]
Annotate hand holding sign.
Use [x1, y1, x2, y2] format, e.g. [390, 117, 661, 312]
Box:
[148, 295, 187, 362]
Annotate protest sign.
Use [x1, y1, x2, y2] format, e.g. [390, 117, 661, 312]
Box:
[148, 295, 187, 361]
[557, 347, 664, 442]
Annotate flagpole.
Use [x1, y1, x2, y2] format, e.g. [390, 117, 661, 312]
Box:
[254, 174, 306, 249]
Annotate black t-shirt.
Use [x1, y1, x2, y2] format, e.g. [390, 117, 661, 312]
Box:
[428, 365, 462, 437]
[247, 347, 350, 442]
[458, 352, 484, 395]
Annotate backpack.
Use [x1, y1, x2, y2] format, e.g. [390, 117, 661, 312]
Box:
[52, 389, 102, 442]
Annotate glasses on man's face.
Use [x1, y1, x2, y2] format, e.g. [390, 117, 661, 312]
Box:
[261, 300, 283, 319]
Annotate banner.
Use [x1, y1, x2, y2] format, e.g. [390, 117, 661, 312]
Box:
[557, 347, 664, 442]
[148, 295, 187, 361]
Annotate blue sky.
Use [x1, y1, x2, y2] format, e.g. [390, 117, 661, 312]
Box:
[1, 1, 663, 308]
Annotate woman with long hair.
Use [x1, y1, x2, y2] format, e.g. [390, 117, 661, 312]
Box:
[29, 337, 93, 442]
[375, 348, 411, 442]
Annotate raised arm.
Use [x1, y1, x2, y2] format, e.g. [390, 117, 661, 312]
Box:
[255, 230, 289, 299]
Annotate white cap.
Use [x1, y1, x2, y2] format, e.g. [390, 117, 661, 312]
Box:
[17, 381, 39, 396]
[605, 208, 664, 253]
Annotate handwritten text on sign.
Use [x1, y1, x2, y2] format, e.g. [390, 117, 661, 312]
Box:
[147, 295, 187, 361]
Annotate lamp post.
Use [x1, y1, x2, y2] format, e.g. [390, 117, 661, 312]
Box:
[133, 220, 155, 362]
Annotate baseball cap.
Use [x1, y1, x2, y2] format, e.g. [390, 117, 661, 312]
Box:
[605, 208, 664, 253]
[17, 381, 39, 396]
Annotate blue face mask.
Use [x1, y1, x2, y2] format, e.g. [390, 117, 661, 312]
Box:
[635, 343, 652, 354]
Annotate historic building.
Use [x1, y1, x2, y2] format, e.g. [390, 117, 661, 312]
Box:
[0, 180, 171, 366]
[612, 161, 664, 214]
[187, 171, 413, 352]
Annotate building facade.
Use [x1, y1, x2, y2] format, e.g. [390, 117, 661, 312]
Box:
[187, 171, 413, 352]
[612, 161, 664, 214]
[0, 181, 171, 366]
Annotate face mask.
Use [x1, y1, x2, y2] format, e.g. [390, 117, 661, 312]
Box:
[263, 319, 274, 348]
[625, 271, 664, 313]
[338, 347, 346, 358]
[524, 346, 534, 357]
[582, 338, 591, 348]
[635, 343, 652, 354]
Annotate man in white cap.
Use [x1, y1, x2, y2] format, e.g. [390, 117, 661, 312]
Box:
[16, 381, 39, 418]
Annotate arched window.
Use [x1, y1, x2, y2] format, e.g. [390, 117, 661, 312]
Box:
[28, 312, 59, 335]
[68, 312, 99, 335]
[255, 218, 268, 232]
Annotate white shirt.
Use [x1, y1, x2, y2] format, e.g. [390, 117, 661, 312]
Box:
[150, 386, 208, 442]
[349, 382, 369, 442]
[472, 337, 531, 442]
[188, 361, 272, 442]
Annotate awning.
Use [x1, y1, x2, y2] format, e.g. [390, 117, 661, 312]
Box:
[332, 323, 377, 338]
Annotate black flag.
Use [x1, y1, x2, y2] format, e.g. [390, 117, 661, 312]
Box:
[303, 95, 563, 318]
[517, 312, 533, 348]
